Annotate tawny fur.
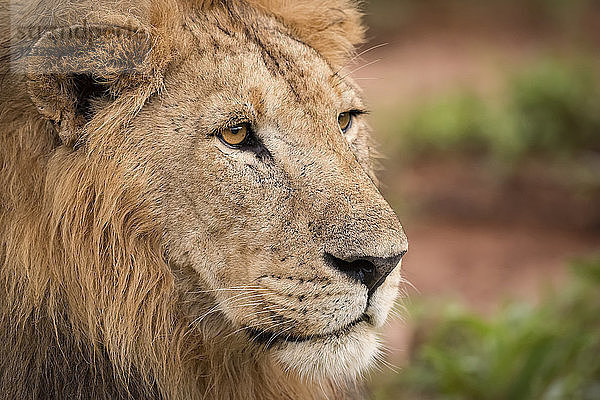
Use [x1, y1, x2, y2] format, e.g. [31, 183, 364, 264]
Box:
[0, 1, 406, 399]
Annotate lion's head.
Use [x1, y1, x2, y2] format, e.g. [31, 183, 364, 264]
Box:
[1, 0, 407, 398]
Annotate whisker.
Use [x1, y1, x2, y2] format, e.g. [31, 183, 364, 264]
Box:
[247, 318, 295, 347]
[265, 323, 296, 348]
[334, 42, 388, 80]
[188, 286, 270, 295]
[397, 276, 420, 294]
[222, 302, 293, 340]
[224, 315, 282, 339]
[347, 42, 389, 66]
[189, 292, 266, 325]
[379, 357, 400, 374]
[190, 303, 255, 327]
[341, 58, 382, 80]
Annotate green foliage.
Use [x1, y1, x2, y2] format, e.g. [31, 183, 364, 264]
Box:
[508, 60, 600, 157]
[392, 59, 600, 163]
[397, 92, 491, 156]
[372, 258, 600, 400]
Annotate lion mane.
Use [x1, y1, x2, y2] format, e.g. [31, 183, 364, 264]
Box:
[0, 0, 369, 399]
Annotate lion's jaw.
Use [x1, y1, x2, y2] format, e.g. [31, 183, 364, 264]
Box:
[274, 325, 380, 380]
[271, 266, 404, 380]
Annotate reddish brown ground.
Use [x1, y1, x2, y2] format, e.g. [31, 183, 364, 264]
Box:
[381, 162, 600, 364]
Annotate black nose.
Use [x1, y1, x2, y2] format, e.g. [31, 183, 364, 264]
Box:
[325, 251, 406, 295]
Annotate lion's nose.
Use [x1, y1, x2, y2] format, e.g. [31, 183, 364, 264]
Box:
[325, 251, 406, 295]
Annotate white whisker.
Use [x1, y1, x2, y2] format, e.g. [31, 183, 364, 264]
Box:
[348, 42, 389, 65]
[342, 58, 382, 79]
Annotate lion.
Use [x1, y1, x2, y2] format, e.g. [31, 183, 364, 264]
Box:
[0, 0, 408, 398]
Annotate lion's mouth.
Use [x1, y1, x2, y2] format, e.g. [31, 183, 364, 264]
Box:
[246, 314, 369, 347]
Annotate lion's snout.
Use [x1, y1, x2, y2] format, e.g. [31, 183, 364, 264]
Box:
[311, 164, 409, 300]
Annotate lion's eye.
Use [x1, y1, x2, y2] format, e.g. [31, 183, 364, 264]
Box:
[219, 123, 250, 147]
[338, 112, 353, 133]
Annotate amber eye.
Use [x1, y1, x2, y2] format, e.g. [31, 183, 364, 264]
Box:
[338, 112, 353, 133]
[219, 123, 249, 147]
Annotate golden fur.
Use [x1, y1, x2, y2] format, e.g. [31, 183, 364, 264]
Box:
[0, 1, 407, 399]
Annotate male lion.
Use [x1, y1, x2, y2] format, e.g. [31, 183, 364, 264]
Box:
[0, 0, 408, 398]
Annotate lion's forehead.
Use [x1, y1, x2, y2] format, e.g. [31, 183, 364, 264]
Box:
[179, 9, 353, 114]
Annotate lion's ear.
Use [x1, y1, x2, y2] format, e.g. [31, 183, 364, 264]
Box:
[25, 25, 156, 146]
[248, 0, 365, 67]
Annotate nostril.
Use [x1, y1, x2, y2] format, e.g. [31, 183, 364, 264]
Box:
[325, 254, 376, 288]
[325, 251, 406, 295]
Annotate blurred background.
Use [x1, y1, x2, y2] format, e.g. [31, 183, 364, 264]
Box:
[351, 1, 600, 398]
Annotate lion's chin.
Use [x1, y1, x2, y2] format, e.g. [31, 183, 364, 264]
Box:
[270, 324, 380, 381]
